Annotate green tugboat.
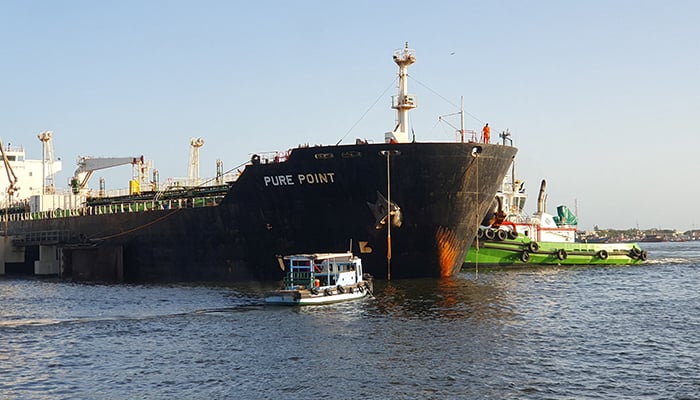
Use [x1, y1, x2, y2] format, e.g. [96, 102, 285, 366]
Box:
[464, 134, 646, 268]
[465, 228, 647, 267]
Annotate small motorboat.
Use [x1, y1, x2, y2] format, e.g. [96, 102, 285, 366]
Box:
[265, 252, 373, 305]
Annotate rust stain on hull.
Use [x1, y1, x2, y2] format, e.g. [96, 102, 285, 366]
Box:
[436, 226, 460, 277]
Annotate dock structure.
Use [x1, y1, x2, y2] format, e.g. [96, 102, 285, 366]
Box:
[0, 187, 227, 281]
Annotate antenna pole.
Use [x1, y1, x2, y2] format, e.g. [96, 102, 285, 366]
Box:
[386, 150, 392, 281]
[460, 96, 465, 143]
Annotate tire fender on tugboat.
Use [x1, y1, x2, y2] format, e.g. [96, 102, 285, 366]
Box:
[496, 230, 508, 241]
[556, 249, 567, 260]
[520, 251, 530, 263]
[528, 241, 539, 253]
[597, 249, 609, 260]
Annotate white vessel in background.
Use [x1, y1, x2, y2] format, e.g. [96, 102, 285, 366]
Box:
[0, 132, 63, 212]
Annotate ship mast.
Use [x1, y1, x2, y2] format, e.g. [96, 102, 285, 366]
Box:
[385, 42, 416, 143]
[38, 131, 55, 194]
[188, 137, 204, 186]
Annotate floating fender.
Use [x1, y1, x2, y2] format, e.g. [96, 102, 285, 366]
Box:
[357, 285, 364, 293]
[528, 241, 539, 253]
[485, 229, 496, 240]
[630, 247, 642, 257]
[310, 287, 319, 295]
[348, 286, 354, 294]
[556, 249, 568, 260]
[508, 230, 518, 240]
[336, 285, 345, 294]
[639, 250, 648, 261]
[520, 251, 530, 263]
[477, 229, 485, 239]
[496, 230, 508, 241]
[597, 249, 609, 260]
[324, 288, 333, 296]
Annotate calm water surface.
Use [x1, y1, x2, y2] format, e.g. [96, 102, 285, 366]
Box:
[1, 241, 698, 399]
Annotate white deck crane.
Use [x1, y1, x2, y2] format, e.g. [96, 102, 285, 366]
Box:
[71, 156, 143, 195]
[0, 139, 19, 199]
[0, 138, 19, 233]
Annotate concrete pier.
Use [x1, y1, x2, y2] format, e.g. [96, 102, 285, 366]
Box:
[35, 245, 60, 275]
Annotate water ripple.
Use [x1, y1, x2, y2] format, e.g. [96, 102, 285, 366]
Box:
[1, 242, 699, 398]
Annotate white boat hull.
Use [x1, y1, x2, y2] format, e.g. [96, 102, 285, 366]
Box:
[265, 284, 370, 306]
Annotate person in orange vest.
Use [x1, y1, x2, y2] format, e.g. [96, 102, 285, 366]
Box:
[482, 123, 490, 143]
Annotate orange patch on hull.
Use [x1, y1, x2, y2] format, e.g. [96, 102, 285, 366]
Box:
[436, 226, 460, 277]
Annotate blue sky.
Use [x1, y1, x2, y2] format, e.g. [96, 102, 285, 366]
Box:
[1, 0, 698, 231]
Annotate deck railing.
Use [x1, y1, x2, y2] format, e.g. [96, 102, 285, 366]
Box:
[3, 195, 225, 223]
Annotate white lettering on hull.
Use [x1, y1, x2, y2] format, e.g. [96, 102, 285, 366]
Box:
[297, 172, 335, 184]
[263, 175, 295, 187]
[263, 172, 336, 187]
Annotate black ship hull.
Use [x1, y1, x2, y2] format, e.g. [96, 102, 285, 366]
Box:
[6, 142, 516, 282]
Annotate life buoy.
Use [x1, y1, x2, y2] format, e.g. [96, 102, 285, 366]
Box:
[336, 285, 345, 294]
[484, 229, 496, 240]
[520, 251, 530, 263]
[528, 241, 539, 253]
[597, 249, 609, 260]
[496, 230, 508, 241]
[556, 249, 567, 260]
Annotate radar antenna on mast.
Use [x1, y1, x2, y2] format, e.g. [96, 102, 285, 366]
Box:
[385, 42, 417, 144]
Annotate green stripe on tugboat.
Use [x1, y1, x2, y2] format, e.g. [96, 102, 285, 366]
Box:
[465, 228, 646, 267]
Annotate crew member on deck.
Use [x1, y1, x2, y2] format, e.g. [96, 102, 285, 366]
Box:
[482, 123, 490, 144]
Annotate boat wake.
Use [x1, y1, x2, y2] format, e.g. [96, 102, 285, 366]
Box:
[0, 303, 265, 329]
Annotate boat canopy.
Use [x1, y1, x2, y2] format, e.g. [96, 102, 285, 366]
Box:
[554, 205, 578, 226]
